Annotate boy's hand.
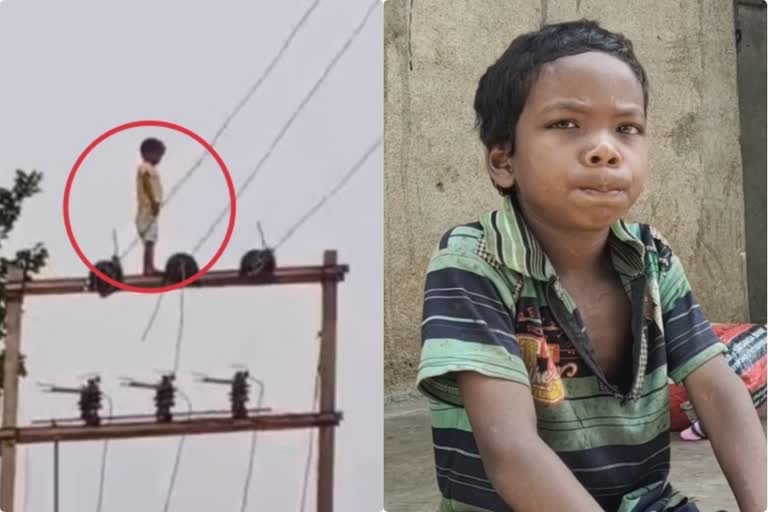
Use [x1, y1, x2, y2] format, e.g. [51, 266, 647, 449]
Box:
[141, 173, 160, 216]
[684, 355, 767, 512]
[458, 372, 604, 512]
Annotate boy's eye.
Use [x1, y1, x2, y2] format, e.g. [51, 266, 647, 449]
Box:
[548, 120, 577, 129]
[618, 124, 643, 135]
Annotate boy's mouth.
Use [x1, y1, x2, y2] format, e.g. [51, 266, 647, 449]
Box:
[575, 187, 628, 202]
[578, 187, 625, 195]
[573, 175, 631, 199]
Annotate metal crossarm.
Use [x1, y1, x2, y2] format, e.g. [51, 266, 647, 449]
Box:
[0, 250, 345, 512]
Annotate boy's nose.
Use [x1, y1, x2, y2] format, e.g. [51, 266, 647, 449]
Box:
[582, 139, 622, 168]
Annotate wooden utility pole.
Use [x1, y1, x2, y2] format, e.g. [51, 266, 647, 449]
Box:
[0, 254, 347, 512]
[318, 251, 338, 512]
[1, 265, 24, 512]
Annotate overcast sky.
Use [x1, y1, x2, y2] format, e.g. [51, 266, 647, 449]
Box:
[0, 0, 383, 511]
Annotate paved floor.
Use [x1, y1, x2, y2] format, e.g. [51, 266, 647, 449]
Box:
[384, 398, 765, 512]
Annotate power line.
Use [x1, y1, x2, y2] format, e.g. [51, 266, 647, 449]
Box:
[299, 373, 321, 512]
[162, 389, 193, 512]
[95, 394, 114, 512]
[140, 0, 380, 346]
[239, 378, 265, 512]
[190, 0, 381, 255]
[141, 294, 166, 342]
[3, 256, 346, 512]
[172, 288, 186, 374]
[275, 137, 381, 251]
[161, 273, 190, 512]
[140, 261, 185, 364]
[160, 287, 190, 512]
[140, 134, 380, 344]
[118, 0, 323, 261]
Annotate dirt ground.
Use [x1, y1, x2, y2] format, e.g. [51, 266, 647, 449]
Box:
[384, 398, 766, 512]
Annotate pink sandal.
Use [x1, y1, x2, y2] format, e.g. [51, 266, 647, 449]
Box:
[680, 421, 707, 441]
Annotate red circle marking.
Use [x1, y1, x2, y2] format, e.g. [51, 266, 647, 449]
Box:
[62, 119, 237, 294]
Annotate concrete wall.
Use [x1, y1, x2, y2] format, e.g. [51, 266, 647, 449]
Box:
[736, 2, 767, 323]
[384, 0, 749, 396]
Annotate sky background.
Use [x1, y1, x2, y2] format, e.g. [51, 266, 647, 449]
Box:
[0, 0, 383, 511]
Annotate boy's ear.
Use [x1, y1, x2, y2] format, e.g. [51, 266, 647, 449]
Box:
[486, 144, 515, 190]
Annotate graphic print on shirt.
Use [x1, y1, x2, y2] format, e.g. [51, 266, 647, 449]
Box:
[517, 333, 567, 405]
[515, 302, 581, 406]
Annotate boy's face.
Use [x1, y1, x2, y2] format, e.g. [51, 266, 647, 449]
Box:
[490, 51, 648, 232]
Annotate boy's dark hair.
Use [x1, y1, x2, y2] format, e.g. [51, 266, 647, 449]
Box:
[474, 19, 648, 160]
[140, 137, 166, 159]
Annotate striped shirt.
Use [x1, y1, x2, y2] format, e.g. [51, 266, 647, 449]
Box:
[416, 195, 726, 512]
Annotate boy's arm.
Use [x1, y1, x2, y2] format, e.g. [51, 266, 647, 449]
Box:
[458, 371, 603, 512]
[653, 227, 766, 512]
[141, 173, 160, 216]
[683, 355, 767, 512]
[419, 230, 600, 511]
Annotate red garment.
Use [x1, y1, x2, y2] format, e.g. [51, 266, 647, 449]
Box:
[668, 323, 766, 431]
[668, 383, 690, 432]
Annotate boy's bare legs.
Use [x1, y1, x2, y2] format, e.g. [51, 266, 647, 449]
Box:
[143, 241, 157, 276]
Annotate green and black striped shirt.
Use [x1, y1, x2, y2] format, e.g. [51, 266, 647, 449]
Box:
[416, 196, 725, 512]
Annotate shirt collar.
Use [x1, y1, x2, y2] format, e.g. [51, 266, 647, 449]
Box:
[479, 195, 647, 281]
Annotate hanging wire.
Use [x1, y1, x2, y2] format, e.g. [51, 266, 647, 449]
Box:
[140, 254, 185, 355]
[257, 221, 268, 249]
[118, 0, 323, 261]
[190, 0, 381, 255]
[172, 287, 186, 374]
[141, 294, 166, 342]
[245, 135, 380, 253]
[161, 388, 193, 512]
[299, 373, 321, 512]
[161, 266, 190, 512]
[239, 377, 266, 512]
[141, 0, 380, 345]
[274, 136, 381, 251]
[95, 393, 114, 512]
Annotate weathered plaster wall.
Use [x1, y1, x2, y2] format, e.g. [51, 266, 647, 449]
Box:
[385, 0, 748, 396]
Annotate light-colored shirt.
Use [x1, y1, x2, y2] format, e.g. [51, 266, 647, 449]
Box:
[136, 162, 163, 219]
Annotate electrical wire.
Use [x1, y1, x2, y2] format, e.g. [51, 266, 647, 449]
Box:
[95, 393, 114, 512]
[239, 378, 266, 512]
[274, 136, 381, 251]
[123, 6, 378, 507]
[172, 287, 186, 374]
[161, 389, 193, 512]
[189, 0, 381, 255]
[141, 0, 380, 345]
[118, 0, 323, 261]
[141, 294, 166, 342]
[143, 132, 378, 344]
[160, 269, 189, 512]
[299, 372, 321, 512]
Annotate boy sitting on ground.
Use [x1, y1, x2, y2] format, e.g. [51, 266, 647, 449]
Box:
[417, 20, 766, 512]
